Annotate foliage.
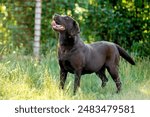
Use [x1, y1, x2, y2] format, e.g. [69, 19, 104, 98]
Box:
[0, 0, 149, 56]
[0, 53, 150, 99]
[0, 0, 35, 55]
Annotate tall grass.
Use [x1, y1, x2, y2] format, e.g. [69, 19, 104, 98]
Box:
[0, 52, 150, 100]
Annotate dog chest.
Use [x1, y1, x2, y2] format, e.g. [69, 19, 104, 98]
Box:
[61, 60, 75, 73]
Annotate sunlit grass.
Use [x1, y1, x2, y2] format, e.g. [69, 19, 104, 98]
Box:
[0, 53, 150, 100]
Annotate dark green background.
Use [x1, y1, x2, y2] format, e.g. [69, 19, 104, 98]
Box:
[0, 0, 149, 56]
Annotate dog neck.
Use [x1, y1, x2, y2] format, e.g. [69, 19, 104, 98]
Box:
[59, 32, 80, 45]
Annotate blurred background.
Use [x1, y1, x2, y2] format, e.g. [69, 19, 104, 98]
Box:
[0, 0, 149, 57]
[0, 0, 150, 100]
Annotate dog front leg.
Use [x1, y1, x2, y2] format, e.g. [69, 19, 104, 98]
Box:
[73, 70, 81, 95]
[59, 70, 68, 90]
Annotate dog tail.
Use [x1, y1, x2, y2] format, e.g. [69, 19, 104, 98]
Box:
[116, 44, 135, 65]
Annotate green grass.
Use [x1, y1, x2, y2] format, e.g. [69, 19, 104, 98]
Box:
[0, 52, 150, 100]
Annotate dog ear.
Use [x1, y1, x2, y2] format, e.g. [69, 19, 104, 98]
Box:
[70, 20, 80, 36]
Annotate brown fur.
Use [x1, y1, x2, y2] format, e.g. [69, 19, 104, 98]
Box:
[51, 14, 135, 94]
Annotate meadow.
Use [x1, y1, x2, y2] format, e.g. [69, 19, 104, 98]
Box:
[0, 52, 150, 100]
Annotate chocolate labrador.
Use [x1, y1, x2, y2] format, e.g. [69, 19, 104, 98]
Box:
[51, 14, 135, 94]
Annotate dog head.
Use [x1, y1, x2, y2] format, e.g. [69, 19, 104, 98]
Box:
[51, 14, 80, 36]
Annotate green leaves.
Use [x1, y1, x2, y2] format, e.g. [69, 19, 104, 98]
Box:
[0, 0, 149, 56]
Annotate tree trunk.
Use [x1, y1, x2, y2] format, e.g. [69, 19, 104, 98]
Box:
[33, 0, 42, 59]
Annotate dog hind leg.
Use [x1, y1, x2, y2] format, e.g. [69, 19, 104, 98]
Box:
[96, 66, 108, 88]
[106, 65, 122, 93]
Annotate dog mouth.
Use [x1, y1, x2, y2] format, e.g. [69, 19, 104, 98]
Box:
[51, 20, 65, 31]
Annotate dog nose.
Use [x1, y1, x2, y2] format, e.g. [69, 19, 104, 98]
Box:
[54, 13, 59, 17]
[54, 13, 60, 18]
[53, 13, 60, 20]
